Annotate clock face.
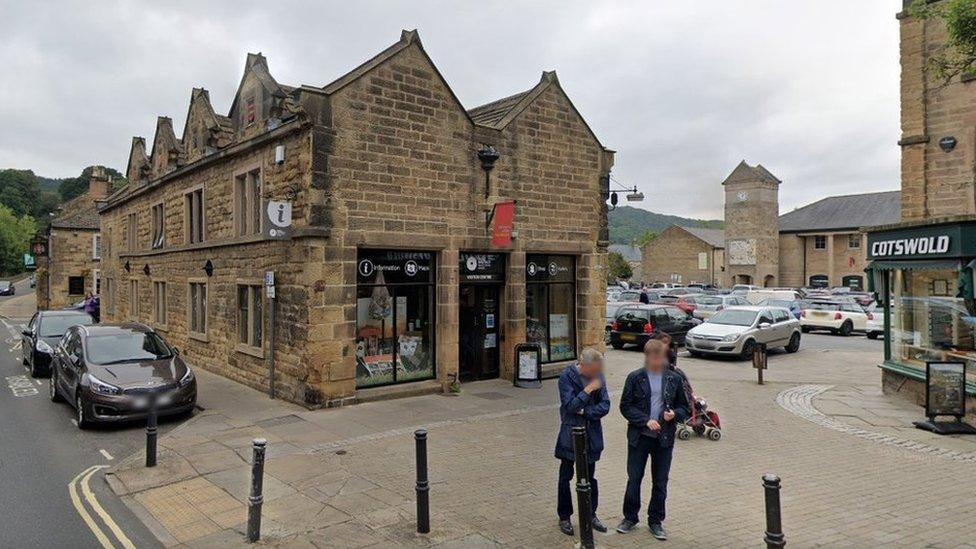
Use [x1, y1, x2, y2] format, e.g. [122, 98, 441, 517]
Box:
[737, 191, 749, 202]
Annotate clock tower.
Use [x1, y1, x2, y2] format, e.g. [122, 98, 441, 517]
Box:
[722, 161, 781, 287]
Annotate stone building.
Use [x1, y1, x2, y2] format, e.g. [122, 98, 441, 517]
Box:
[865, 2, 976, 419]
[36, 167, 112, 310]
[98, 30, 613, 407]
[641, 225, 725, 286]
[723, 161, 782, 287]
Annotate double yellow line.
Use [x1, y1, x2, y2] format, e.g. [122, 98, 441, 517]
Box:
[68, 465, 136, 549]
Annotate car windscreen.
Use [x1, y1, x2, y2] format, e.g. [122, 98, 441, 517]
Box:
[86, 332, 173, 364]
[38, 314, 93, 337]
[0, 282, 10, 289]
[708, 309, 758, 326]
[807, 302, 841, 311]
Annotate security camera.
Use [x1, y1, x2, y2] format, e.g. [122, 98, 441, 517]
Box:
[275, 145, 285, 166]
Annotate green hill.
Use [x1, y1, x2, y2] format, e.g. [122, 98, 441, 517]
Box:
[609, 206, 723, 245]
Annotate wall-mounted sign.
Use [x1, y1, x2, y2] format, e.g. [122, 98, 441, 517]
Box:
[357, 249, 434, 285]
[460, 252, 506, 283]
[30, 237, 48, 258]
[870, 235, 949, 258]
[23, 254, 35, 270]
[263, 201, 293, 239]
[728, 239, 757, 266]
[867, 223, 974, 260]
[526, 254, 573, 283]
[939, 136, 957, 152]
[514, 342, 542, 389]
[490, 201, 516, 248]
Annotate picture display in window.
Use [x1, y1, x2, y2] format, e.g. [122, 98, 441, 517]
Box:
[189, 282, 207, 334]
[151, 203, 165, 249]
[525, 254, 577, 363]
[234, 169, 262, 236]
[237, 284, 263, 348]
[184, 189, 205, 244]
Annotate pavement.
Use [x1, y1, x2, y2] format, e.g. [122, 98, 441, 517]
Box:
[104, 331, 976, 548]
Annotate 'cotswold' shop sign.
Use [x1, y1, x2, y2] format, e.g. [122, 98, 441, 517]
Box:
[870, 235, 950, 258]
[867, 223, 976, 260]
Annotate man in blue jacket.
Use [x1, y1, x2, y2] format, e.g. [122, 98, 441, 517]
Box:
[555, 348, 611, 536]
[616, 338, 691, 540]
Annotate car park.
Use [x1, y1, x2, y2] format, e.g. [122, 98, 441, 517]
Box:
[0, 281, 15, 296]
[609, 304, 699, 350]
[758, 298, 804, 319]
[685, 306, 801, 359]
[49, 323, 197, 429]
[22, 310, 94, 377]
[800, 300, 871, 336]
[693, 294, 751, 320]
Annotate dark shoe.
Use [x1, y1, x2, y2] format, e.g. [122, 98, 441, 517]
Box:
[559, 519, 574, 536]
[616, 519, 638, 533]
[592, 516, 608, 533]
[649, 522, 668, 540]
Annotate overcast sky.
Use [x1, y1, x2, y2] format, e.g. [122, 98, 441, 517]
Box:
[0, 0, 900, 219]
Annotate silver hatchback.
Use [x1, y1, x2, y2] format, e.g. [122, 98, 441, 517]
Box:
[685, 306, 801, 359]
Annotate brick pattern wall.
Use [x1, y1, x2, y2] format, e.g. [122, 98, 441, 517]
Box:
[39, 228, 100, 309]
[641, 226, 722, 286]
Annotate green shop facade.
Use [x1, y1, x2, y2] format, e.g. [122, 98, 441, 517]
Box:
[865, 217, 976, 418]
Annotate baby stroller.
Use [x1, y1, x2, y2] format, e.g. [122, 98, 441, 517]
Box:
[677, 396, 722, 441]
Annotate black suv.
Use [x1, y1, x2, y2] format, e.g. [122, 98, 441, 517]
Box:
[50, 323, 197, 428]
[22, 310, 94, 377]
[609, 304, 699, 350]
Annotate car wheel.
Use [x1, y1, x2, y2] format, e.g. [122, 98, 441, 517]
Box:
[76, 394, 91, 429]
[740, 339, 756, 360]
[867, 332, 879, 340]
[688, 350, 703, 358]
[839, 321, 853, 337]
[49, 371, 62, 402]
[610, 341, 625, 350]
[604, 328, 611, 345]
[785, 332, 801, 353]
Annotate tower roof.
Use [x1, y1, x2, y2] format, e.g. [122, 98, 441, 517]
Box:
[722, 160, 781, 186]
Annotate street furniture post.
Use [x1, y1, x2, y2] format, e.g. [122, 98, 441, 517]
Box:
[246, 438, 267, 542]
[571, 426, 595, 549]
[415, 429, 430, 534]
[763, 474, 786, 548]
[145, 394, 158, 467]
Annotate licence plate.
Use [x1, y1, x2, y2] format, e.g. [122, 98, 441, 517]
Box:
[620, 334, 636, 342]
[812, 312, 828, 317]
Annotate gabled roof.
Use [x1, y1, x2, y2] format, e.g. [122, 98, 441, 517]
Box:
[125, 136, 150, 183]
[228, 53, 299, 120]
[678, 226, 726, 248]
[51, 192, 99, 230]
[722, 160, 781, 186]
[468, 90, 531, 127]
[608, 244, 642, 263]
[778, 190, 900, 233]
[149, 116, 181, 164]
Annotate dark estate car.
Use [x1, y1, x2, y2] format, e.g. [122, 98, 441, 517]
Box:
[49, 323, 197, 428]
[0, 281, 15, 296]
[609, 304, 700, 350]
[22, 310, 94, 377]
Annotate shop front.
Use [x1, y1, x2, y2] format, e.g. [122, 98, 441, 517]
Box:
[525, 254, 577, 365]
[355, 249, 436, 388]
[458, 252, 505, 381]
[865, 219, 976, 415]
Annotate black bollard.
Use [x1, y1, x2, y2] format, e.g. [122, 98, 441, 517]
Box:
[246, 438, 267, 543]
[415, 429, 430, 534]
[571, 426, 595, 549]
[145, 399, 158, 468]
[763, 474, 786, 548]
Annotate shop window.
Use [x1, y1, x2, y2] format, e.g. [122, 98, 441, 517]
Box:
[848, 234, 861, 249]
[814, 235, 827, 250]
[129, 279, 139, 318]
[237, 284, 263, 350]
[355, 250, 435, 388]
[188, 281, 207, 336]
[184, 188, 205, 244]
[891, 268, 976, 383]
[234, 168, 262, 236]
[153, 281, 167, 326]
[151, 203, 165, 249]
[526, 254, 577, 363]
[68, 276, 85, 296]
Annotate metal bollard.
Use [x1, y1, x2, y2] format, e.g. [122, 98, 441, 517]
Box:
[415, 429, 430, 534]
[145, 402, 158, 468]
[762, 474, 786, 548]
[571, 426, 595, 549]
[246, 438, 267, 543]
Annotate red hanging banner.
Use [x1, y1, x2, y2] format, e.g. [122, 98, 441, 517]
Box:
[490, 201, 516, 248]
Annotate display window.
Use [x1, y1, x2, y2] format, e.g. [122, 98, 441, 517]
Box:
[525, 254, 576, 363]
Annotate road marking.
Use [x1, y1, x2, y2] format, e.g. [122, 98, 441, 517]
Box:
[99, 449, 114, 460]
[70, 419, 78, 427]
[5, 375, 39, 397]
[68, 466, 115, 549]
[80, 466, 136, 549]
[35, 379, 42, 385]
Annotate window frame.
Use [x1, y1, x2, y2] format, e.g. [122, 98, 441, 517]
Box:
[183, 185, 206, 245]
[92, 233, 102, 260]
[525, 254, 577, 364]
[152, 279, 168, 329]
[814, 235, 827, 250]
[128, 278, 139, 318]
[151, 201, 165, 249]
[187, 278, 208, 341]
[126, 213, 138, 252]
[235, 281, 264, 357]
[68, 276, 85, 296]
[233, 165, 263, 237]
[847, 234, 861, 249]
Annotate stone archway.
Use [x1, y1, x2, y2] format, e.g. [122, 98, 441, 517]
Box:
[763, 274, 776, 287]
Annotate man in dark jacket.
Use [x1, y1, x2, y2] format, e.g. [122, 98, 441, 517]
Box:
[555, 348, 611, 536]
[616, 339, 691, 540]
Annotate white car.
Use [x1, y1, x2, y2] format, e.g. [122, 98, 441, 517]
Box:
[865, 302, 885, 339]
[686, 306, 801, 359]
[800, 301, 871, 336]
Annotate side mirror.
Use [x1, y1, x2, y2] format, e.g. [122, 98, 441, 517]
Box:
[758, 322, 771, 330]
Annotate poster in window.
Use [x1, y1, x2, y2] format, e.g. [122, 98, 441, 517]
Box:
[698, 252, 708, 270]
[519, 349, 539, 379]
[549, 313, 572, 361]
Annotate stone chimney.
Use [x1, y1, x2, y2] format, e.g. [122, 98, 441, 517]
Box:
[89, 166, 111, 200]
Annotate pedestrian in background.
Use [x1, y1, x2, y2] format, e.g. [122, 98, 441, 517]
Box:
[554, 348, 611, 536]
[84, 292, 100, 323]
[616, 339, 691, 540]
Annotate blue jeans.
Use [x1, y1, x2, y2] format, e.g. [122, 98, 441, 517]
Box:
[622, 435, 674, 524]
[557, 459, 598, 520]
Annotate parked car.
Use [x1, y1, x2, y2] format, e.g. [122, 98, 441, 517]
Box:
[693, 294, 751, 320]
[758, 298, 804, 319]
[731, 284, 761, 293]
[686, 306, 801, 359]
[0, 281, 15, 296]
[800, 300, 871, 336]
[745, 289, 800, 305]
[650, 282, 681, 289]
[22, 310, 94, 377]
[29, 274, 36, 288]
[673, 294, 706, 314]
[865, 302, 885, 339]
[663, 287, 696, 296]
[49, 323, 197, 428]
[609, 304, 700, 350]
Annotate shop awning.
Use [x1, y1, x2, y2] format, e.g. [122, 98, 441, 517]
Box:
[864, 259, 961, 271]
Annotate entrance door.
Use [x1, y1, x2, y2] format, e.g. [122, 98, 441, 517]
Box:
[458, 284, 500, 381]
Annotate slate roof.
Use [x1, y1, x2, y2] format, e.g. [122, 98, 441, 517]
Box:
[609, 244, 642, 263]
[679, 226, 726, 248]
[51, 193, 100, 230]
[468, 90, 531, 127]
[778, 190, 900, 233]
[722, 160, 781, 186]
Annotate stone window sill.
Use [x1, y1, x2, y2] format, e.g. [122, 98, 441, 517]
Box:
[188, 331, 209, 343]
[235, 344, 264, 359]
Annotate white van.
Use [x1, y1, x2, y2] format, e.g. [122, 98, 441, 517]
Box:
[745, 289, 801, 305]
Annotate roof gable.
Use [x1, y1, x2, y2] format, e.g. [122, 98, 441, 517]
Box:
[228, 53, 299, 135]
[125, 136, 150, 184]
[149, 117, 182, 178]
[722, 160, 780, 186]
[182, 88, 234, 162]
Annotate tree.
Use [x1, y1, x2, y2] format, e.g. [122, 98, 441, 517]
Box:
[607, 251, 633, 283]
[58, 165, 125, 201]
[0, 169, 41, 218]
[0, 204, 35, 275]
[911, 0, 976, 83]
[637, 230, 659, 247]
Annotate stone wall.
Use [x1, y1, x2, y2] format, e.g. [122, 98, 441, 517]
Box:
[724, 181, 780, 286]
[40, 228, 100, 309]
[641, 226, 722, 286]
